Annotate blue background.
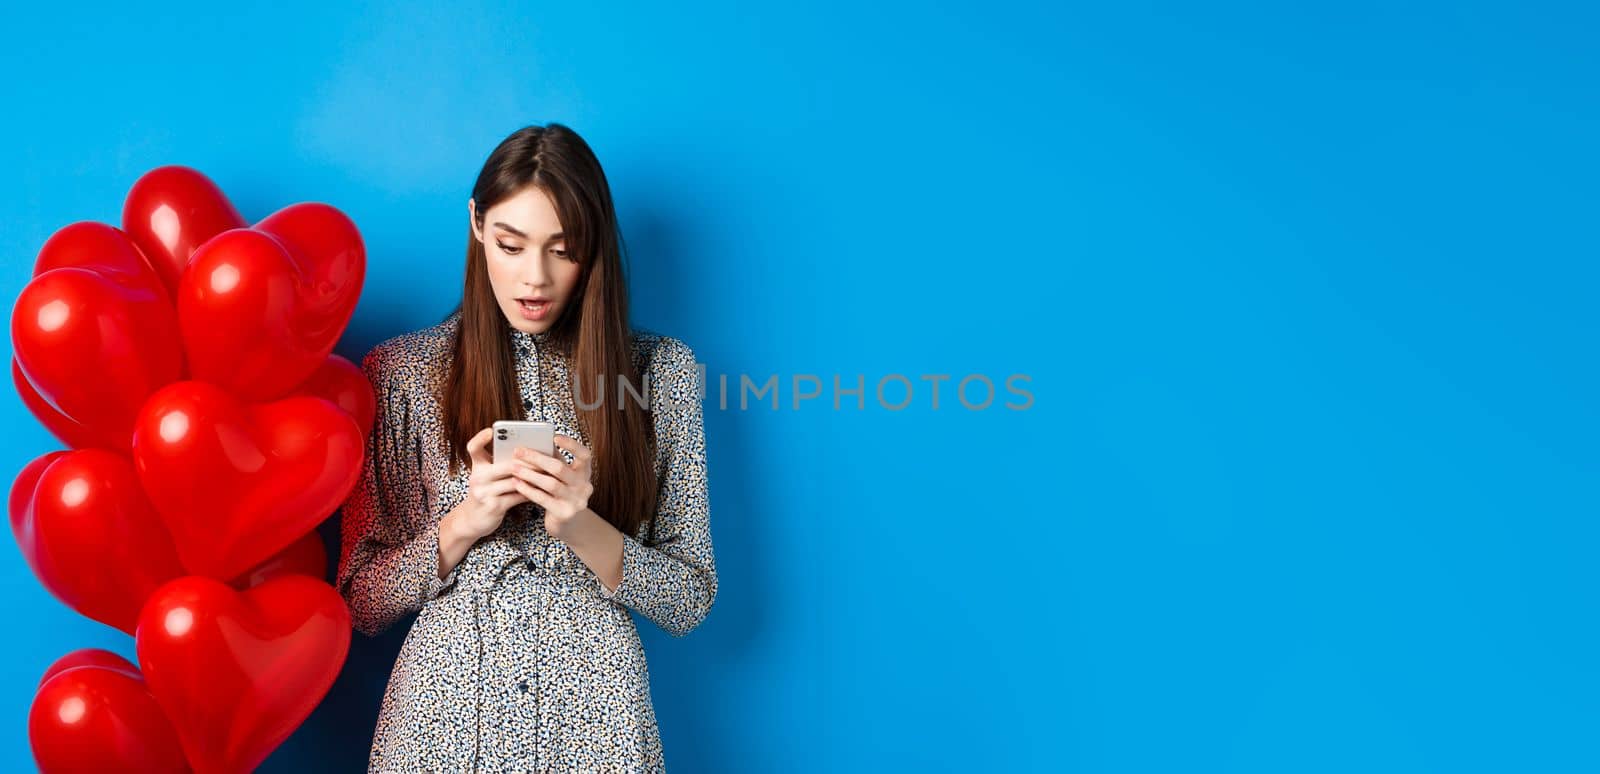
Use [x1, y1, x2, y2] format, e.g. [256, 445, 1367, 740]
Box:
[3, 1, 1597, 771]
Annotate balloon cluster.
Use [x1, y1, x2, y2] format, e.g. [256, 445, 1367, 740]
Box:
[10, 166, 372, 773]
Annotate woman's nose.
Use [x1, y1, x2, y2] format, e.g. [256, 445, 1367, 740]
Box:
[521, 259, 549, 287]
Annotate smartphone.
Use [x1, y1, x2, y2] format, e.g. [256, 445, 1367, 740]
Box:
[492, 420, 555, 463]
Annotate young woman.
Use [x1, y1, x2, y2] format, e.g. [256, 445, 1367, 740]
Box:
[336, 123, 717, 772]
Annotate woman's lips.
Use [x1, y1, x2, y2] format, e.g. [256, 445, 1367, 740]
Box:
[517, 298, 551, 320]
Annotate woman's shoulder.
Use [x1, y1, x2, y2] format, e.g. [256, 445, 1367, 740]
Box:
[629, 328, 701, 421]
[628, 327, 696, 379]
[360, 314, 459, 386]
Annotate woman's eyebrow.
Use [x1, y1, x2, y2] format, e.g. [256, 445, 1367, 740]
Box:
[492, 222, 564, 245]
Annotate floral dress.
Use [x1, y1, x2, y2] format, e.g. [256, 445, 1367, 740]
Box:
[335, 309, 716, 772]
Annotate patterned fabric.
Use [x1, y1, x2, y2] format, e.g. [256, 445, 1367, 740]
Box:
[336, 309, 716, 772]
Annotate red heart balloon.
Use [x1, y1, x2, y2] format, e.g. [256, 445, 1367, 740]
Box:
[132, 381, 362, 580]
[12, 360, 124, 452]
[293, 354, 377, 439]
[31, 221, 169, 297]
[12, 248, 184, 448]
[31, 649, 189, 774]
[253, 202, 365, 340]
[179, 203, 364, 402]
[135, 575, 350, 774]
[14, 223, 175, 453]
[230, 528, 329, 590]
[10, 449, 186, 635]
[38, 649, 141, 688]
[9, 450, 67, 580]
[122, 166, 246, 297]
[10, 449, 331, 632]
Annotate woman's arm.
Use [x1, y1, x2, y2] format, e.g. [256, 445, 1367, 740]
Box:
[437, 504, 480, 581]
[336, 346, 464, 637]
[585, 337, 718, 637]
[560, 512, 625, 593]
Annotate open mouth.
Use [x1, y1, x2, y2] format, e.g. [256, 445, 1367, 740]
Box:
[517, 298, 553, 320]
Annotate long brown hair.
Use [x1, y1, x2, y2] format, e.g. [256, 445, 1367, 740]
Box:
[441, 123, 657, 537]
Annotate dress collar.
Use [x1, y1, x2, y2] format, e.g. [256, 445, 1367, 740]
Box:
[509, 324, 552, 353]
[445, 308, 551, 352]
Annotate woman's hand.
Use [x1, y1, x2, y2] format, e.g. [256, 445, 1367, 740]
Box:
[450, 427, 532, 542]
[510, 434, 595, 540]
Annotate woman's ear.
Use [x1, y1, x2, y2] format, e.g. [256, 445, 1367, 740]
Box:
[467, 198, 481, 242]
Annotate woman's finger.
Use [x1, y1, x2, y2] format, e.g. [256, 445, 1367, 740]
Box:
[517, 448, 570, 478]
[475, 477, 522, 499]
[493, 492, 528, 512]
[512, 462, 564, 494]
[476, 460, 524, 484]
[513, 479, 552, 510]
[553, 434, 593, 463]
[466, 427, 494, 468]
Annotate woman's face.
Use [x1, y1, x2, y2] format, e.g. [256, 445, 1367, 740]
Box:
[470, 186, 582, 335]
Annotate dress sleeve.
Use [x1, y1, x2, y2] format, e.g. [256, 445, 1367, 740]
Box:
[335, 345, 463, 637]
[596, 337, 718, 637]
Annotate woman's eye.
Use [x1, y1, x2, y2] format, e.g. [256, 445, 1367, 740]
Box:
[496, 242, 523, 255]
[551, 248, 569, 259]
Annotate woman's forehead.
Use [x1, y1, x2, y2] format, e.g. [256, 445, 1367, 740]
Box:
[487, 187, 563, 237]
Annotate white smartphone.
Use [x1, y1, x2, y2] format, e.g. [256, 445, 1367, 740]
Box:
[492, 420, 555, 463]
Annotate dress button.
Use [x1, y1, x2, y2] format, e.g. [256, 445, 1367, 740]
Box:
[517, 680, 529, 693]
[522, 399, 533, 409]
[518, 347, 528, 357]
